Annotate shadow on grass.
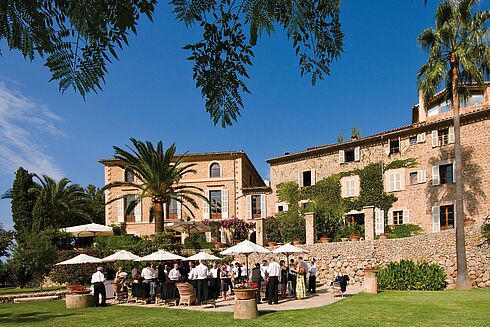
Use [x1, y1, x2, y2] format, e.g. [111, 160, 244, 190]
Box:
[0, 310, 75, 324]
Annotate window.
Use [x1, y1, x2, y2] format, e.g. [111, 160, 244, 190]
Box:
[409, 136, 417, 145]
[276, 203, 288, 213]
[438, 128, 449, 145]
[210, 163, 221, 177]
[428, 106, 438, 117]
[389, 139, 400, 155]
[393, 210, 404, 225]
[345, 179, 357, 197]
[124, 170, 135, 183]
[168, 198, 179, 219]
[388, 172, 403, 191]
[417, 133, 426, 143]
[303, 171, 312, 187]
[410, 172, 418, 185]
[439, 164, 454, 185]
[345, 149, 355, 162]
[299, 170, 315, 187]
[440, 100, 450, 113]
[124, 195, 136, 222]
[251, 195, 262, 218]
[440, 205, 454, 229]
[209, 190, 222, 218]
[277, 205, 284, 212]
[472, 94, 483, 105]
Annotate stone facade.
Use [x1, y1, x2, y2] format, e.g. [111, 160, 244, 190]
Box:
[239, 226, 490, 289]
[267, 86, 490, 235]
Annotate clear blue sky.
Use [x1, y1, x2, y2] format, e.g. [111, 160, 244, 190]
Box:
[0, 1, 481, 229]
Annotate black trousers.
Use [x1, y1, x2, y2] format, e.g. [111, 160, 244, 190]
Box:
[196, 279, 208, 304]
[308, 275, 316, 293]
[93, 282, 106, 307]
[289, 275, 297, 295]
[251, 278, 261, 303]
[267, 276, 279, 304]
[210, 278, 220, 299]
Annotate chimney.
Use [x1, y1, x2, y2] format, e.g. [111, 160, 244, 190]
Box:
[418, 90, 427, 123]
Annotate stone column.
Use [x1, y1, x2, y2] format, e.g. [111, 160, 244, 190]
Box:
[305, 212, 316, 245]
[255, 218, 266, 246]
[363, 206, 375, 241]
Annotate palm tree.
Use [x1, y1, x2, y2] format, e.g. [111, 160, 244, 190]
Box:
[30, 175, 89, 229]
[417, 0, 490, 289]
[103, 139, 206, 233]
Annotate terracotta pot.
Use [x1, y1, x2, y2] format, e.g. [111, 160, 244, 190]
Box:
[215, 242, 225, 249]
[320, 237, 330, 244]
[268, 241, 277, 247]
[378, 234, 388, 240]
[233, 288, 257, 300]
[293, 238, 302, 245]
[464, 220, 476, 227]
[350, 234, 361, 242]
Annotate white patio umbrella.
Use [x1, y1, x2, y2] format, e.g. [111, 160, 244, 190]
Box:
[136, 250, 186, 262]
[62, 223, 113, 238]
[183, 251, 221, 261]
[101, 250, 141, 262]
[55, 254, 102, 265]
[220, 240, 271, 275]
[272, 243, 309, 280]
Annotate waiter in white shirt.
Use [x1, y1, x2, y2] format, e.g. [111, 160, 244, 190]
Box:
[209, 261, 220, 300]
[266, 258, 280, 305]
[91, 267, 106, 307]
[308, 258, 317, 294]
[188, 261, 198, 289]
[195, 260, 209, 305]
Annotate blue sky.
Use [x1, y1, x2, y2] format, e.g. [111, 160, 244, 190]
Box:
[0, 1, 478, 229]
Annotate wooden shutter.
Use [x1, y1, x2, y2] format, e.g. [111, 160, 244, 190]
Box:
[375, 209, 384, 235]
[388, 210, 393, 225]
[203, 190, 209, 219]
[135, 200, 142, 222]
[417, 170, 427, 183]
[432, 130, 439, 147]
[354, 146, 361, 161]
[220, 229, 227, 243]
[432, 166, 440, 186]
[163, 203, 167, 220]
[222, 189, 229, 219]
[403, 209, 409, 224]
[311, 169, 316, 186]
[448, 126, 455, 144]
[117, 198, 124, 223]
[260, 194, 267, 218]
[245, 195, 251, 219]
[298, 171, 304, 187]
[432, 206, 440, 232]
[339, 150, 345, 164]
[176, 200, 182, 219]
[452, 162, 456, 184]
[417, 133, 426, 143]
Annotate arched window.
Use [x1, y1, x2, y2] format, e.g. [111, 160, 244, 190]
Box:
[210, 162, 221, 177]
[124, 170, 135, 183]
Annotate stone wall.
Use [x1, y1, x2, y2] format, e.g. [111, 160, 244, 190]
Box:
[238, 226, 489, 289]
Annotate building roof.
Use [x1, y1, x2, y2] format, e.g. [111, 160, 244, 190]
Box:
[267, 106, 490, 165]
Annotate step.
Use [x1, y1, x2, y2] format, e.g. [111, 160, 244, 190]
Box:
[14, 295, 60, 303]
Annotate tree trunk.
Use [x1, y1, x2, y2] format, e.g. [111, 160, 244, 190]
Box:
[164, 201, 169, 232]
[154, 202, 164, 234]
[451, 57, 471, 290]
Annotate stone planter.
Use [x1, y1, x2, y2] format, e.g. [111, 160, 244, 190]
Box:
[464, 220, 476, 227]
[350, 234, 361, 242]
[363, 269, 378, 294]
[233, 288, 257, 300]
[320, 237, 330, 244]
[234, 298, 258, 319]
[65, 293, 95, 309]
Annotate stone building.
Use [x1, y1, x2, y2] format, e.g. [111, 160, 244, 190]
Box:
[99, 151, 269, 240]
[267, 85, 490, 238]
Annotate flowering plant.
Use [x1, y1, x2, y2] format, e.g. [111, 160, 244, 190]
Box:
[464, 217, 475, 221]
[234, 281, 258, 289]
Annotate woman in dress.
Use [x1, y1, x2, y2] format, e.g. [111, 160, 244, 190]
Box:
[220, 265, 230, 300]
[279, 260, 288, 298]
[295, 260, 306, 300]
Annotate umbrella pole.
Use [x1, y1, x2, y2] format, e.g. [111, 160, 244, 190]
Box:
[245, 254, 249, 281]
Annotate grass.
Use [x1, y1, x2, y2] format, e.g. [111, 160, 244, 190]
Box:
[0, 286, 66, 296]
[0, 289, 488, 326]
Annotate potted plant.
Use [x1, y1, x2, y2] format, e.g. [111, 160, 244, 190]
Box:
[320, 236, 331, 244]
[268, 241, 278, 247]
[293, 237, 302, 245]
[378, 233, 388, 240]
[233, 281, 259, 300]
[464, 217, 476, 227]
[214, 242, 225, 249]
[348, 222, 362, 242]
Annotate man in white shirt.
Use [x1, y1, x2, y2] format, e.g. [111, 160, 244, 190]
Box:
[91, 267, 106, 307]
[266, 258, 280, 305]
[308, 258, 317, 294]
[260, 260, 269, 301]
[188, 262, 197, 289]
[195, 260, 209, 305]
[141, 263, 157, 280]
[209, 262, 220, 300]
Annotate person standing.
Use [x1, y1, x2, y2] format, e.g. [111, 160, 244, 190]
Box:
[195, 260, 209, 305]
[308, 258, 317, 294]
[91, 267, 106, 307]
[220, 265, 231, 300]
[279, 260, 288, 298]
[296, 260, 307, 300]
[298, 256, 308, 288]
[165, 262, 181, 300]
[209, 261, 220, 300]
[266, 258, 280, 305]
[233, 262, 242, 286]
[260, 259, 269, 301]
[250, 263, 262, 304]
[188, 261, 197, 289]
[226, 263, 234, 294]
[289, 259, 297, 297]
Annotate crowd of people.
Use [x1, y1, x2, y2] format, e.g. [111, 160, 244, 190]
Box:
[91, 256, 318, 307]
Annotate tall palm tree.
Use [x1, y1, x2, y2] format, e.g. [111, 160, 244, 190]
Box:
[417, 0, 490, 289]
[103, 138, 206, 233]
[30, 175, 89, 229]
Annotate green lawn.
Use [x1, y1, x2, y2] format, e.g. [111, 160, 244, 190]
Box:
[0, 286, 66, 296]
[0, 289, 488, 326]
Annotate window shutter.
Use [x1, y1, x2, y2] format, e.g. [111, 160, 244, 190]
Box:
[448, 126, 455, 144]
[117, 198, 124, 223]
[260, 194, 267, 218]
[221, 189, 229, 219]
[403, 209, 409, 224]
[163, 203, 167, 220]
[431, 130, 439, 147]
[453, 203, 457, 228]
[245, 195, 251, 219]
[203, 190, 209, 219]
[339, 150, 345, 164]
[283, 203, 289, 211]
[399, 171, 405, 190]
[452, 162, 456, 184]
[417, 133, 426, 143]
[220, 229, 227, 244]
[432, 206, 440, 232]
[135, 200, 142, 222]
[298, 171, 304, 187]
[176, 200, 182, 219]
[205, 232, 212, 242]
[432, 166, 440, 186]
[311, 169, 316, 186]
[354, 146, 361, 161]
[417, 170, 427, 183]
[375, 209, 384, 235]
[388, 210, 393, 225]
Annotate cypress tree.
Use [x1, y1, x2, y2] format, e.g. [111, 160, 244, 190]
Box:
[10, 168, 37, 235]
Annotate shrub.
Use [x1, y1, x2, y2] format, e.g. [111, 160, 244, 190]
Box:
[386, 224, 424, 239]
[482, 222, 490, 240]
[377, 259, 447, 291]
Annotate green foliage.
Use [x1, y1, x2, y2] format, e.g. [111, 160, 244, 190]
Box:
[6, 167, 37, 236]
[1, 1, 156, 98]
[351, 126, 361, 139]
[265, 216, 282, 243]
[172, 0, 344, 127]
[386, 224, 424, 239]
[377, 259, 447, 291]
[0, 224, 14, 259]
[49, 249, 99, 285]
[337, 131, 344, 143]
[482, 223, 490, 240]
[183, 233, 214, 249]
[385, 158, 417, 170]
[84, 185, 105, 225]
